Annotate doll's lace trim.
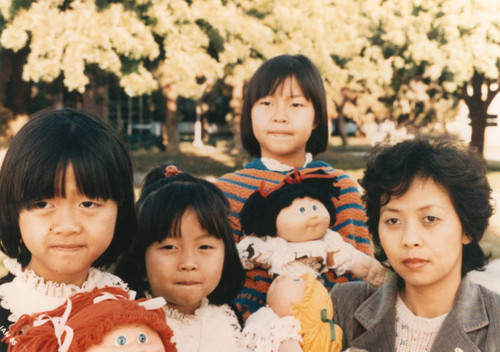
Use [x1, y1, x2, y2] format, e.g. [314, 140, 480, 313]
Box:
[0, 258, 128, 322]
[242, 306, 302, 352]
[261, 153, 313, 172]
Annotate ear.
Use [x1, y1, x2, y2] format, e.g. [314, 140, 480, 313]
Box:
[461, 232, 472, 245]
[313, 117, 319, 129]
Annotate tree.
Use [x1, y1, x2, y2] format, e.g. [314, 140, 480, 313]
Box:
[361, 0, 500, 154]
[0, 0, 159, 116]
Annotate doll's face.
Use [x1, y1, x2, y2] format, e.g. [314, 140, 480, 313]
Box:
[85, 324, 165, 352]
[267, 275, 306, 317]
[276, 197, 330, 242]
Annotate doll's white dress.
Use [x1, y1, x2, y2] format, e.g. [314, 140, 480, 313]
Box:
[237, 229, 366, 278]
[163, 297, 244, 352]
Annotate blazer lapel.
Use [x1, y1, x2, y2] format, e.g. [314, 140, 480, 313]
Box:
[431, 278, 487, 352]
[350, 275, 399, 351]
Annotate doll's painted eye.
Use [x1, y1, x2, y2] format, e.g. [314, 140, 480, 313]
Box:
[312, 205, 318, 211]
[299, 207, 306, 213]
[138, 333, 147, 343]
[116, 335, 127, 346]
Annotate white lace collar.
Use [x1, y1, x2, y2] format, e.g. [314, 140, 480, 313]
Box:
[162, 297, 210, 321]
[261, 153, 313, 172]
[0, 258, 128, 322]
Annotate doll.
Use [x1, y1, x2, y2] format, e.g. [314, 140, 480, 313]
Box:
[243, 272, 343, 352]
[5, 287, 176, 352]
[238, 169, 386, 286]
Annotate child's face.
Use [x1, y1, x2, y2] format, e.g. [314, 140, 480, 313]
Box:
[18, 164, 117, 285]
[276, 197, 330, 242]
[378, 177, 470, 294]
[85, 324, 165, 352]
[251, 75, 316, 166]
[145, 209, 225, 315]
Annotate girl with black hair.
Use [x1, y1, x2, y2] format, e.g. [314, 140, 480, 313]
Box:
[116, 165, 245, 351]
[0, 108, 136, 351]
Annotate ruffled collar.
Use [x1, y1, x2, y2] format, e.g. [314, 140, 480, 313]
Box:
[260, 153, 313, 172]
[0, 258, 128, 322]
[3, 258, 107, 297]
[162, 297, 210, 321]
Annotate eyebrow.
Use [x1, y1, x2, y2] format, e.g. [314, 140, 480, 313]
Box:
[381, 204, 445, 213]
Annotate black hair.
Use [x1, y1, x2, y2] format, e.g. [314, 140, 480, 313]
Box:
[116, 165, 244, 305]
[0, 108, 136, 267]
[360, 135, 493, 276]
[241, 54, 329, 157]
[240, 170, 340, 237]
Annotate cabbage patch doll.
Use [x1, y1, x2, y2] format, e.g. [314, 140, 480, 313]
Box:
[238, 169, 386, 286]
[243, 272, 344, 352]
[6, 287, 176, 352]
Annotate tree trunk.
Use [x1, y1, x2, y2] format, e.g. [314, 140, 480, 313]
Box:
[0, 49, 30, 116]
[337, 111, 349, 147]
[162, 84, 180, 154]
[229, 78, 244, 154]
[332, 93, 349, 147]
[463, 72, 498, 156]
[83, 72, 109, 120]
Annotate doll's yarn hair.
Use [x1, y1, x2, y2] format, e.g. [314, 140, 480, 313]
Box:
[240, 169, 340, 237]
[292, 273, 343, 352]
[7, 287, 176, 352]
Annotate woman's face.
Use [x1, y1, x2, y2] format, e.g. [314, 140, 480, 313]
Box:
[379, 177, 470, 295]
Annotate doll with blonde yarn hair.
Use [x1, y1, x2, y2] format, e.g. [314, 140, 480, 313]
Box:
[244, 272, 343, 352]
[5, 287, 176, 352]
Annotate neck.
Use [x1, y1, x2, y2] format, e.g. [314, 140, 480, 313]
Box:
[261, 153, 308, 169]
[400, 279, 461, 318]
[25, 262, 89, 287]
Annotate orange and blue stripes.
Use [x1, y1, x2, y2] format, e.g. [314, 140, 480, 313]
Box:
[216, 158, 373, 321]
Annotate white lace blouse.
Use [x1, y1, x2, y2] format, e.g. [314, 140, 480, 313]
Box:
[163, 298, 244, 352]
[0, 258, 128, 323]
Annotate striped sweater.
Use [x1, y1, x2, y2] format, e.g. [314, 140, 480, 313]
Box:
[216, 158, 373, 320]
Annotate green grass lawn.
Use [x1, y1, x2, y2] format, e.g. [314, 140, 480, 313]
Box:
[131, 135, 500, 260]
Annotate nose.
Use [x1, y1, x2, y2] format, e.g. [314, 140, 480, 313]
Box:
[51, 206, 81, 235]
[178, 249, 198, 271]
[401, 222, 423, 248]
[272, 102, 288, 123]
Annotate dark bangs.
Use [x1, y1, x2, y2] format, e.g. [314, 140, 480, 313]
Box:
[138, 182, 230, 246]
[15, 113, 124, 211]
[241, 54, 328, 157]
[0, 108, 136, 266]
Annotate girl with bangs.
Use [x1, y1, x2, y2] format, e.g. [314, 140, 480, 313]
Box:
[216, 54, 375, 320]
[116, 165, 245, 351]
[0, 108, 136, 351]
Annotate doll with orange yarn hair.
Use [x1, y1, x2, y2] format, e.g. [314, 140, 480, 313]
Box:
[5, 287, 176, 352]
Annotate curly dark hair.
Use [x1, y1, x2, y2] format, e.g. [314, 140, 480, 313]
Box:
[360, 135, 493, 276]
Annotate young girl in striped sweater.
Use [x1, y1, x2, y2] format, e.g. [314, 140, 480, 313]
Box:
[215, 54, 376, 321]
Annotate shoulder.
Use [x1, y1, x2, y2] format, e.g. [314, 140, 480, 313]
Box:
[476, 283, 500, 315]
[92, 269, 129, 291]
[0, 273, 14, 287]
[330, 280, 375, 307]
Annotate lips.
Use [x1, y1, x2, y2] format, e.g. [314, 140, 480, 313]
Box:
[176, 281, 200, 286]
[268, 131, 292, 137]
[50, 244, 85, 251]
[403, 258, 429, 270]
